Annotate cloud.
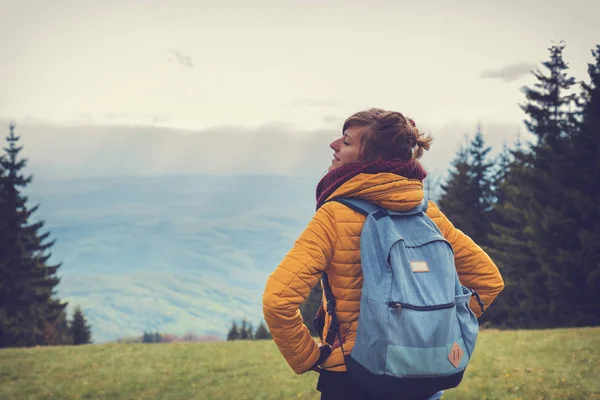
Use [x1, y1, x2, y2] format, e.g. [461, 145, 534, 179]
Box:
[100, 113, 170, 125]
[291, 98, 342, 108]
[168, 50, 194, 68]
[322, 114, 344, 126]
[480, 62, 536, 82]
[2, 120, 335, 180]
[0, 118, 526, 183]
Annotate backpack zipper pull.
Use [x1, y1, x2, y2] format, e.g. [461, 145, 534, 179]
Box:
[389, 302, 402, 315]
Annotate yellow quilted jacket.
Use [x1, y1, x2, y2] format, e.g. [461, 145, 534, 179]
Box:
[262, 173, 504, 374]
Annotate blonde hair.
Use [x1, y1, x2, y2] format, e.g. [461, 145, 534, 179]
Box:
[343, 108, 433, 161]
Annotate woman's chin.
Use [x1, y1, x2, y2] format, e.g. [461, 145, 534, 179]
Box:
[329, 159, 342, 171]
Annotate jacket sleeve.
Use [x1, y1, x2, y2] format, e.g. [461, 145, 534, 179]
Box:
[428, 202, 505, 317]
[262, 204, 338, 374]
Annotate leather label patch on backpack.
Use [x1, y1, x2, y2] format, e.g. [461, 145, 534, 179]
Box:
[410, 261, 430, 273]
[448, 342, 464, 368]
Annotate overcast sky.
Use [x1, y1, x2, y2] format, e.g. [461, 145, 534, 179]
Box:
[0, 0, 598, 180]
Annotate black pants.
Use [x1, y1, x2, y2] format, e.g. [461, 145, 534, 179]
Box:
[316, 371, 438, 400]
[317, 370, 373, 400]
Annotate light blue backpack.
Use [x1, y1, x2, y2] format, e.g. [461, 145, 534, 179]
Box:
[321, 197, 485, 398]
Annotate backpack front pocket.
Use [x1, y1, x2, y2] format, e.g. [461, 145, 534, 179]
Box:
[384, 299, 468, 376]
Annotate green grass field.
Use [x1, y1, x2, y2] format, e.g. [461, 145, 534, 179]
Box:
[1, 327, 598, 400]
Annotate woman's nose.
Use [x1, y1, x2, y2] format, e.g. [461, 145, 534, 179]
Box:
[330, 138, 340, 151]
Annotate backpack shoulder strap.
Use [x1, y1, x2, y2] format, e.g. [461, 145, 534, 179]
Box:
[320, 197, 380, 348]
[320, 272, 340, 346]
[421, 197, 429, 213]
[333, 198, 381, 215]
[334, 197, 429, 216]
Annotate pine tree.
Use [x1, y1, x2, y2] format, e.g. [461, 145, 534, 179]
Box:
[484, 139, 539, 327]
[44, 303, 72, 345]
[246, 322, 254, 340]
[438, 125, 495, 247]
[466, 126, 495, 247]
[489, 42, 583, 327]
[254, 321, 272, 340]
[521, 42, 577, 153]
[240, 318, 250, 340]
[423, 171, 442, 202]
[226, 321, 240, 341]
[0, 152, 6, 343]
[489, 143, 512, 214]
[520, 42, 583, 327]
[438, 142, 470, 229]
[0, 123, 67, 347]
[564, 44, 600, 325]
[69, 305, 92, 345]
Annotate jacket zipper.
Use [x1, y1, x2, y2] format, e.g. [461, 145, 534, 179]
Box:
[388, 301, 456, 314]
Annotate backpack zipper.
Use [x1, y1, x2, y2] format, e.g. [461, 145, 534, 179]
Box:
[388, 301, 456, 314]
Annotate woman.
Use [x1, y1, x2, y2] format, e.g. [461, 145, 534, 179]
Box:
[262, 108, 504, 399]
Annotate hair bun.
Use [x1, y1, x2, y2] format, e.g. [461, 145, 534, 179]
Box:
[407, 118, 432, 160]
[343, 108, 433, 161]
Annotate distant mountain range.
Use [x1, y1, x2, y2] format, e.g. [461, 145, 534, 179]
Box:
[28, 174, 319, 343]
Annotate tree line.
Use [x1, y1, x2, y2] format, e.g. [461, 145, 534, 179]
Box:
[301, 41, 600, 331]
[139, 331, 221, 343]
[2, 40, 597, 347]
[440, 42, 600, 328]
[226, 318, 272, 340]
[0, 124, 92, 347]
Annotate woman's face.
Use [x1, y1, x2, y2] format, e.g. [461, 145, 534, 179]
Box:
[329, 126, 366, 171]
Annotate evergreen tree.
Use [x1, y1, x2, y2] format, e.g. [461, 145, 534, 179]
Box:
[423, 171, 442, 202]
[438, 142, 470, 229]
[246, 322, 254, 340]
[521, 42, 577, 152]
[438, 125, 495, 247]
[143, 331, 154, 343]
[485, 140, 514, 261]
[519, 41, 582, 327]
[565, 44, 600, 325]
[465, 126, 495, 247]
[0, 123, 67, 347]
[240, 318, 250, 340]
[142, 330, 162, 343]
[484, 139, 539, 327]
[44, 303, 72, 345]
[0, 153, 6, 342]
[254, 321, 272, 340]
[69, 305, 92, 345]
[489, 42, 583, 327]
[226, 321, 240, 341]
[489, 143, 512, 215]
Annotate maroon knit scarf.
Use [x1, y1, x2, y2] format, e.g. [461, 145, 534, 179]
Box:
[315, 158, 428, 210]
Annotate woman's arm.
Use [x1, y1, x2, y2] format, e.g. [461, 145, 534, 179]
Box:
[262, 204, 338, 374]
[428, 201, 505, 317]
